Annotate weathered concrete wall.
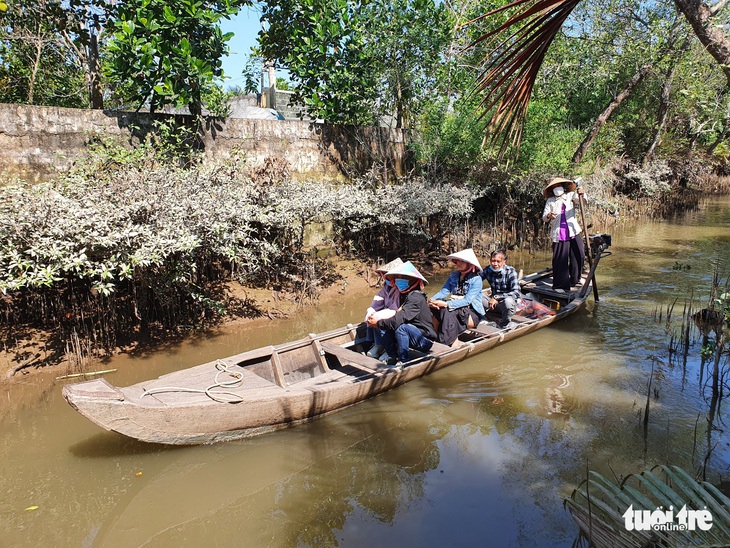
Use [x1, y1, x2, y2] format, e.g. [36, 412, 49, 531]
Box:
[0, 103, 412, 184]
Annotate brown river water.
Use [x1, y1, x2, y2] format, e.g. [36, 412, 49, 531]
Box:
[2, 197, 730, 547]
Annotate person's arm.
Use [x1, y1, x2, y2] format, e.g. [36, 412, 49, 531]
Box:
[572, 187, 587, 205]
[542, 198, 555, 222]
[430, 274, 454, 301]
[368, 285, 389, 313]
[505, 268, 521, 300]
[447, 275, 483, 310]
[429, 273, 456, 308]
[378, 297, 416, 331]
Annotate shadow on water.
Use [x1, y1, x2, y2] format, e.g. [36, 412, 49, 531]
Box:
[68, 432, 181, 459]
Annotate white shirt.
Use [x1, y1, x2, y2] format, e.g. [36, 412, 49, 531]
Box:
[542, 191, 584, 242]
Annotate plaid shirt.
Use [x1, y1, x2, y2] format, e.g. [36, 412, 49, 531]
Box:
[481, 265, 520, 301]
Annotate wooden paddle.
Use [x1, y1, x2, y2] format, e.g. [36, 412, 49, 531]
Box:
[574, 178, 599, 301]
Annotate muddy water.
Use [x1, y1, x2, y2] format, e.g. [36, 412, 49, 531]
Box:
[2, 198, 729, 547]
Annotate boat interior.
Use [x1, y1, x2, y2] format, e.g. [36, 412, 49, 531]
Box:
[207, 234, 614, 390]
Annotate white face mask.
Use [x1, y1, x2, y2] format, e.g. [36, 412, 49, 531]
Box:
[553, 186, 565, 197]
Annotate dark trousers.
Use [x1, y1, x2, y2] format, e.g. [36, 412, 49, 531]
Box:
[552, 236, 585, 291]
[433, 306, 479, 346]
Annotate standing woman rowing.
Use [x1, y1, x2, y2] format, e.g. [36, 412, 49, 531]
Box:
[542, 177, 586, 292]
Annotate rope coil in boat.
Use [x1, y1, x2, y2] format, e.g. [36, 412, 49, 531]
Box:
[140, 360, 246, 403]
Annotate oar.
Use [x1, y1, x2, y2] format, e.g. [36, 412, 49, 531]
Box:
[574, 178, 599, 301]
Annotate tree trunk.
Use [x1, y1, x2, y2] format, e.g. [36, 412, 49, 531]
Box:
[673, 0, 730, 88]
[28, 23, 43, 104]
[395, 75, 403, 129]
[707, 124, 729, 154]
[643, 65, 676, 165]
[88, 31, 104, 109]
[572, 65, 652, 164]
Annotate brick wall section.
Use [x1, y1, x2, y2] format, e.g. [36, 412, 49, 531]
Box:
[0, 103, 412, 184]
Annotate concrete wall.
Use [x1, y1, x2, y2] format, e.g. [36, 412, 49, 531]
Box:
[0, 103, 412, 184]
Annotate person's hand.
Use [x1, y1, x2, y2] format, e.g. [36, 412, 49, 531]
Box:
[366, 316, 378, 327]
[488, 297, 498, 309]
[576, 186, 584, 196]
[429, 299, 446, 309]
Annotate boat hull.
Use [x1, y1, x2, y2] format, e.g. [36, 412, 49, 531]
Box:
[62, 302, 579, 445]
[63, 234, 613, 445]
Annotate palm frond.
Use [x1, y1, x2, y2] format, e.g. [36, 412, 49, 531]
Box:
[565, 465, 730, 547]
[467, 0, 581, 158]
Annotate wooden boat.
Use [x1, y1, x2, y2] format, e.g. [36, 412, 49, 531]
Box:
[62, 235, 612, 445]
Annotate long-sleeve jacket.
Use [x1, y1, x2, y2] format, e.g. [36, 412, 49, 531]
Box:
[481, 265, 520, 301]
[378, 290, 437, 340]
[542, 192, 585, 242]
[431, 270, 485, 316]
[368, 283, 400, 312]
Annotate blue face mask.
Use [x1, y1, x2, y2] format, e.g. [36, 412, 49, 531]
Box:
[384, 278, 392, 287]
[395, 279, 411, 291]
[489, 265, 503, 274]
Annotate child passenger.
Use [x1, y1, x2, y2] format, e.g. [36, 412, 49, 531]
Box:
[363, 257, 403, 359]
[367, 261, 436, 370]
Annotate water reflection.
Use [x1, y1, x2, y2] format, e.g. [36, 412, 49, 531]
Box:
[1, 198, 730, 547]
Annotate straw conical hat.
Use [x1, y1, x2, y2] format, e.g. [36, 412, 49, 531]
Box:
[375, 257, 404, 274]
[543, 177, 576, 198]
[385, 260, 428, 285]
[446, 248, 482, 270]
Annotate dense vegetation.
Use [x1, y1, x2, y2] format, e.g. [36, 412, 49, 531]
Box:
[1, 0, 727, 172]
[1, 0, 729, 363]
[0, 140, 479, 359]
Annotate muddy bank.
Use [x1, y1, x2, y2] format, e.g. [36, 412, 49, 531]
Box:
[0, 258, 452, 385]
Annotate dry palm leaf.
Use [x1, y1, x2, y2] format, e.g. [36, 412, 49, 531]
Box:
[467, 0, 581, 158]
[565, 465, 730, 547]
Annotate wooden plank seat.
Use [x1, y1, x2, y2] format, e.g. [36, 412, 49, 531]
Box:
[323, 340, 452, 372]
[468, 323, 502, 336]
[320, 342, 382, 374]
[428, 341, 452, 355]
[510, 314, 532, 323]
[222, 345, 276, 366]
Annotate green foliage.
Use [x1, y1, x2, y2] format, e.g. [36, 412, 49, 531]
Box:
[202, 83, 233, 117]
[259, 0, 378, 124]
[360, 0, 453, 128]
[0, 0, 88, 106]
[147, 118, 203, 165]
[258, 0, 451, 126]
[237, 53, 263, 95]
[106, 0, 240, 115]
[0, 146, 479, 347]
[515, 101, 585, 173]
[411, 98, 489, 183]
[275, 77, 291, 91]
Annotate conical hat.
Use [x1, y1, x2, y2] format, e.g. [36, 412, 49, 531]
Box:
[446, 248, 482, 270]
[385, 260, 428, 285]
[543, 177, 576, 198]
[375, 257, 403, 274]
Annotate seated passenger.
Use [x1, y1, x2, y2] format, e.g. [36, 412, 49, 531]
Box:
[480, 249, 520, 328]
[428, 248, 485, 346]
[363, 257, 403, 359]
[367, 261, 436, 369]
